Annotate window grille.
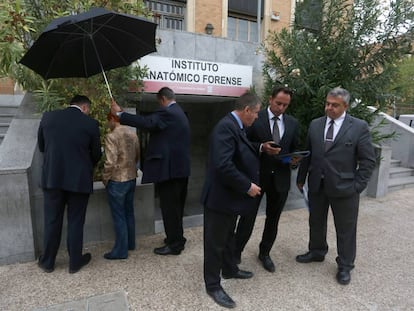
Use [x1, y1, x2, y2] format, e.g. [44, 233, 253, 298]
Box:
[144, 0, 185, 30]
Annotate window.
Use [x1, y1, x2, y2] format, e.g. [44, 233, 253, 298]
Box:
[228, 16, 258, 42]
[228, 0, 264, 17]
[295, 0, 322, 33]
[144, 0, 185, 30]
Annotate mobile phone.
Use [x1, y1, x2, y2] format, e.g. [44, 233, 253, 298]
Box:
[269, 142, 281, 148]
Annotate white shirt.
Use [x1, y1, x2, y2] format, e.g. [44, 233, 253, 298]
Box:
[69, 104, 82, 112]
[267, 107, 285, 138]
[324, 111, 346, 141]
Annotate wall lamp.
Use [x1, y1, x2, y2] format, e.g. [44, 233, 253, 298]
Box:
[205, 23, 214, 35]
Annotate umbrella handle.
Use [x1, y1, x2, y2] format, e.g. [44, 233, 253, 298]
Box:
[90, 36, 113, 99]
[101, 69, 113, 99]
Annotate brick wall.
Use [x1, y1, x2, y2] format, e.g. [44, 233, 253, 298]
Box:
[195, 0, 223, 36]
[0, 78, 15, 94]
[269, 1, 293, 32]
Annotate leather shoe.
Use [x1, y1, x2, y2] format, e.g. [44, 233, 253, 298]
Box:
[222, 269, 253, 279]
[104, 252, 127, 260]
[153, 245, 182, 255]
[207, 288, 236, 308]
[38, 257, 54, 273]
[296, 252, 325, 263]
[336, 270, 351, 285]
[258, 254, 275, 272]
[69, 253, 91, 274]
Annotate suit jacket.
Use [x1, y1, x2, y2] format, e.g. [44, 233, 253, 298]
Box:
[297, 114, 376, 197]
[120, 103, 190, 184]
[201, 113, 260, 216]
[37, 106, 102, 194]
[102, 125, 140, 185]
[247, 109, 299, 192]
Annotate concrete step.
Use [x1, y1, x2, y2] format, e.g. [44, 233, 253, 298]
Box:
[388, 176, 414, 192]
[0, 133, 4, 145]
[0, 105, 19, 114]
[0, 123, 10, 134]
[389, 166, 414, 179]
[0, 114, 15, 122]
[0, 94, 24, 106]
[390, 159, 401, 168]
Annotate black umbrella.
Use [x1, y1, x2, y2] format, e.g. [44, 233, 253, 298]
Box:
[20, 7, 157, 98]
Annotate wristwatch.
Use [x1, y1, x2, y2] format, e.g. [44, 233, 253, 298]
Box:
[116, 111, 124, 117]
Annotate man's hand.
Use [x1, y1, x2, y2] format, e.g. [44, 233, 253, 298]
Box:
[290, 155, 301, 167]
[262, 141, 281, 155]
[110, 99, 122, 116]
[247, 183, 261, 197]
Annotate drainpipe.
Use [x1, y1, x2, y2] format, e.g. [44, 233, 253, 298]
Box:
[257, 0, 261, 43]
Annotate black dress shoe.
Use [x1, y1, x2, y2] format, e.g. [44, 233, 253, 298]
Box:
[69, 253, 91, 274]
[296, 252, 325, 263]
[222, 269, 253, 279]
[336, 270, 351, 285]
[38, 257, 54, 273]
[103, 252, 127, 260]
[258, 254, 275, 273]
[153, 245, 182, 255]
[207, 288, 236, 308]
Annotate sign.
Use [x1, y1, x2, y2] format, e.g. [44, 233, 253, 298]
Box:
[138, 56, 252, 97]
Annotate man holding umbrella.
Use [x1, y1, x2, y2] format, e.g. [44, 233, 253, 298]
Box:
[111, 87, 191, 256]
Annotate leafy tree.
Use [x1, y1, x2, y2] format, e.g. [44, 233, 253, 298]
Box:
[0, 0, 152, 179]
[262, 0, 414, 146]
[388, 55, 414, 115]
[1, 1, 150, 106]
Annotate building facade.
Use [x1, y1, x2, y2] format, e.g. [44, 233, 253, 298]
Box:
[144, 0, 296, 40]
[135, 0, 297, 212]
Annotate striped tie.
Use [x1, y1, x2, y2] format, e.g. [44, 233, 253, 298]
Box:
[325, 120, 334, 151]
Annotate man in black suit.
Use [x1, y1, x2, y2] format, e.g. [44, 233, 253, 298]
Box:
[201, 92, 280, 308]
[296, 87, 376, 285]
[235, 86, 299, 273]
[37, 95, 102, 274]
[111, 87, 190, 255]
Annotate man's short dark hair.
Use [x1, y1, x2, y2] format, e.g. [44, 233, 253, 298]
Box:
[271, 86, 293, 98]
[234, 92, 260, 111]
[70, 95, 91, 107]
[157, 87, 176, 100]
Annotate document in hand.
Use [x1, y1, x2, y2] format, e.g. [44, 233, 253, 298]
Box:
[277, 150, 310, 164]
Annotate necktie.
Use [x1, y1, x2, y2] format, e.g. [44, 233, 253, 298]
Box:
[325, 119, 334, 151]
[272, 116, 280, 144]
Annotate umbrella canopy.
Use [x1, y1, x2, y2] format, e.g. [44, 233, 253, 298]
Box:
[20, 7, 157, 96]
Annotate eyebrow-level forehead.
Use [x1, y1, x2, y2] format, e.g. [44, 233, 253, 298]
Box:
[325, 100, 342, 106]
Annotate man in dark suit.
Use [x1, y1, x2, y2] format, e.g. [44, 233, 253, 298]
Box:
[37, 95, 102, 274]
[234, 86, 299, 273]
[296, 87, 376, 285]
[111, 87, 190, 255]
[202, 92, 280, 308]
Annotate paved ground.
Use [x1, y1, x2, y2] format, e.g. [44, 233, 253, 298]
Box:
[1, 188, 413, 311]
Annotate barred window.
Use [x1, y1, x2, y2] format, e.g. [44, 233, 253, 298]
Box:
[144, 0, 185, 30]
